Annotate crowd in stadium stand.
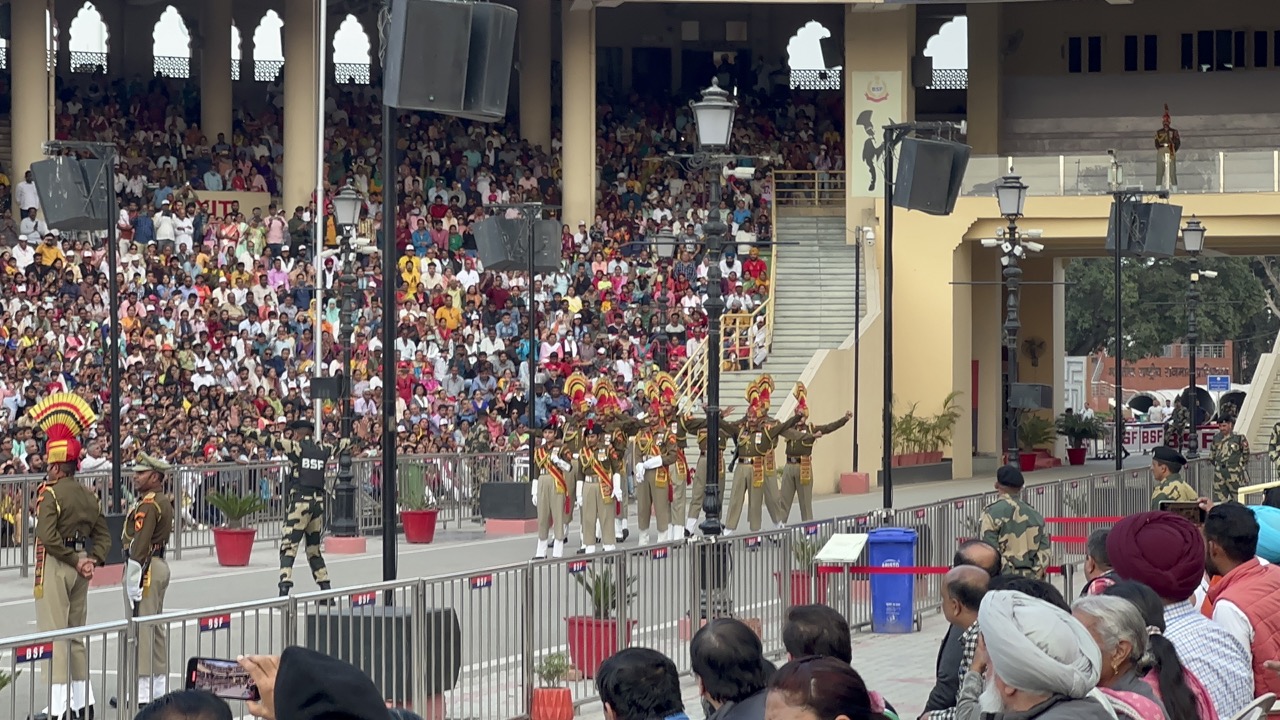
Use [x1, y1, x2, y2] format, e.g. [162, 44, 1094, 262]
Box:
[0, 70, 843, 498]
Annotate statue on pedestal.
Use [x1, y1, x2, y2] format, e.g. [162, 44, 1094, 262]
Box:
[1155, 104, 1181, 192]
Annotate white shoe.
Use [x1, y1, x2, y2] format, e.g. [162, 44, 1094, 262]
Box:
[153, 675, 167, 698]
[137, 677, 154, 705]
[44, 684, 70, 717]
[552, 540, 565, 558]
[71, 680, 95, 711]
[685, 518, 698, 534]
[722, 527, 733, 536]
[642, 530, 655, 546]
[585, 545, 597, 554]
[603, 544, 616, 552]
[534, 539, 549, 559]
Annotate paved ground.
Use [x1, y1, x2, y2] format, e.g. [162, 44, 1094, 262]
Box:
[0, 457, 1140, 719]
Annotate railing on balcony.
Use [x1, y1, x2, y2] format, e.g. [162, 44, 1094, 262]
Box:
[927, 68, 969, 90]
[256, 59, 284, 83]
[773, 169, 846, 207]
[720, 303, 772, 373]
[69, 51, 107, 74]
[153, 54, 190, 79]
[964, 150, 1280, 197]
[334, 62, 372, 85]
[674, 335, 708, 401]
[790, 68, 842, 91]
[0, 47, 57, 71]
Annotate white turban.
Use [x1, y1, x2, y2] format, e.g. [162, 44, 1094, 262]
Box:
[979, 590, 1101, 699]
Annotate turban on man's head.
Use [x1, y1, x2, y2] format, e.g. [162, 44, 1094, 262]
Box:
[978, 590, 1101, 699]
[1106, 511, 1204, 601]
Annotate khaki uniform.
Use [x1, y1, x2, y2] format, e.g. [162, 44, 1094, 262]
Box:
[534, 443, 569, 546]
[660, 415, 692, 532]
[605, 415, 644, 540]
[634, 426, 680, 541]
[579, 439, 623, 550]
[34, 474, 110, 712]
[681, 415, 729, 533]
[561, 422, 586, 538]
[725, 415, 802, 532]
[124, 490, 174, 701]
[779, 415, 850, 522]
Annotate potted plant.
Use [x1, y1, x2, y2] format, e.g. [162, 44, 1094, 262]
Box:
[774, 534, 827, 606]
[891, 403, 924, 466]
[530, 652, 573, 720]
[1055, 412, 1104, 465]
[400, 461, 440, 544]
[207, 492, 270, 567]
[565, 567, 638, 679]
[922, 392, 962, 465]
[1017, 414, 1056, 472]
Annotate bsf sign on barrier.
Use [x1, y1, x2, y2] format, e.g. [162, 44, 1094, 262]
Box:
[199, 614, 232, 633]
[350, 592, 377, 608]
[469, 574, 493, 590]
[567, 560, 589, 574]
[15, 642, 53, 663]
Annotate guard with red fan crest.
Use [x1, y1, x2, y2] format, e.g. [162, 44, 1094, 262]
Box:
[724, 375, 802, 534]
[28, 392, 109, 720]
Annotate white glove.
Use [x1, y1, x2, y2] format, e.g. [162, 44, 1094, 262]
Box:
[634, 463, 647, 482]
[552, 456, 571, 471]
[612, 474, 623, 502]
[642, 455, 665, 471]
[125, 559, 144, 605]
[530, 481, 539, 506]
[575, 481, 585, 508]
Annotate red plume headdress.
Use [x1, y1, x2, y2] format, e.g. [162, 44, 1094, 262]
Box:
[29, 392, 98, 468]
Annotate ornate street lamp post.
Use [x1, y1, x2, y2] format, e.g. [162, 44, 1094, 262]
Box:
[330, 183, 363, 537]
[994, 174, 1029, 467]
[1181, 217, 1208, 458]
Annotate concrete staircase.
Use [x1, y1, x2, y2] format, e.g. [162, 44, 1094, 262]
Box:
[720, 214, 866, 414]
[1239, 328, 1280, 451]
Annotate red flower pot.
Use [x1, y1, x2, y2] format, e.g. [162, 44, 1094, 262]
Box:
[402, 509, 439, 544]
[565, 616, 637, 678]
[531, 687, 574, 720]
[1018, 453, 1038, 472]
[212, 527, 257, 567]
[775, 570, 828, 606]
[1066, 447, 1087, 466]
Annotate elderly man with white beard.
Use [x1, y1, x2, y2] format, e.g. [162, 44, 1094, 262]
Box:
[954, 590, 1114, 719]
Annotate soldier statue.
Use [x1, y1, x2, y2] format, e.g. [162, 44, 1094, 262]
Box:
[1209, 405, 1250, 503]
[1149, 446, 1198, 510]
[979, 465, 1051, 579]
[1155, 104, 1181, 192]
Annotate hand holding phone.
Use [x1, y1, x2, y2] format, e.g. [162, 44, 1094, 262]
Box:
[1159, 500, 1208, 524]
[186, 657, 260, 701]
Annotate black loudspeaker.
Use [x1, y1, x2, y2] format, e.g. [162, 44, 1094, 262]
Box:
[474, 217, 562, 272]
[78, 158, 111, 220]
[479, 482, 536, 520]
[892, 138, 971, 216]
[383, 0, 517, 122]
[1009, 383, 1054, 410]
[1105, 201, 1182, 258]
[306, 606, 462, 702]
[30, 157, 104, 231]
[310, 376, 344, 400]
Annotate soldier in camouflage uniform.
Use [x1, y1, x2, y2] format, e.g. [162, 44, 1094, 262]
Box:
[1164, 401, 1188, 450]
[464, 412, 494, 514]
[979, 465, 1051, 579]
[1209, 408, 1250, 503]
[1267, 419, 1280, 484]
[1149, 445, 1198, 510]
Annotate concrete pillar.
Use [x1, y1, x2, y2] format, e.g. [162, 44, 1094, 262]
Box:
[972, 247, 1003, 456]
[561, 0, 596, 226]
[519, 0, 552, 151]
[11, 0, 49, 200]
[966, 3, 1002, 155]
[951, 241, 974, 480]
[1019, 256, 1066, 454]
[844, 5, 916, 203]
[283, 0, 321, 209]
[201, 1, 234, 143]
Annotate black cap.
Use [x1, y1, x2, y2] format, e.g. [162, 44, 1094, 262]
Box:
[1152, 445, 1187, 469]
[996, 465, 1025, 489]
[288, 419, 314, 432]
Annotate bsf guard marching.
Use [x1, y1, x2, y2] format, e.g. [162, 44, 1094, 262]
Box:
[1209, 405, 1250, 503]
[678, 403, 735, 537]
[562, 373, 593, 544]
[532, 423, 572, 559]
[778, 382, 852, 523]
[576, 424, 624, 554]
[29, 393, 109, 720]
[1149, 446, 1198, 510]
[123, 453, 174, 705]
[979, 465, 1051, 579]
[723, 376, 801, 534]
[242, 418, 351, 595]
[597, 378, 644, 542]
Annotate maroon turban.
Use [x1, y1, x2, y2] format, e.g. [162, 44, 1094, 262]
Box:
[1107, 511, 1205, 601]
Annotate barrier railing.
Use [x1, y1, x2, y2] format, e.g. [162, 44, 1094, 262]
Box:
[719, 305, 771, 374]
[0, 452, 524, 575]
[1, 453, 1267, 720]
[964, 150, 1280, 196]
[773, 170, 846, 207]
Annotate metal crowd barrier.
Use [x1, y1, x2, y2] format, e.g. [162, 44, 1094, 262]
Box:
[2, 452, 1271, 720]
[0, 453, 525, 575]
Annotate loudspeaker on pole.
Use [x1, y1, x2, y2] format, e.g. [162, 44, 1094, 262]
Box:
[29, 156, 112, 232]
[892, 137, 971, 216]
[1105, 201, 1182, 258]
[473, 216, 563, 273]
[383, 0, 517, 122]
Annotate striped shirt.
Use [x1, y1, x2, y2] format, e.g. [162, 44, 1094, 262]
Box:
[1163, 599, 1254, 719]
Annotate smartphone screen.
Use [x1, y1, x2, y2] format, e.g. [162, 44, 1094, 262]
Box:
[1159, 501, 1207, 524]
[185, 657, 260, 701]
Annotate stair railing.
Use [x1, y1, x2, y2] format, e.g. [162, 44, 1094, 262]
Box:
[718, 299, 773, 374]
[772, 169, 848, 207]
[674, 335, 708, 402]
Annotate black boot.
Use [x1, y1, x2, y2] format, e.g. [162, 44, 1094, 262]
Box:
[316, 581, 337, 606]
[278, 581, 293, 597]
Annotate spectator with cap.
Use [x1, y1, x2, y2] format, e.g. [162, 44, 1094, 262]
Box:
[1149, 446, 1197, 510]
[1107, 510, 1254, 717]
[1081, 529, 1117, 597]
[979, 466, 1051, 579]
[1203, 501, 1280, 697]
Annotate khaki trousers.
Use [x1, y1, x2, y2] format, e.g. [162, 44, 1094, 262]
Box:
[688, 456, 707, 521]
[725, 460, 781, 532]
[563, 459, 581, 538]
[581, 481, 617, 546]
[669, 463, 688, 528]
[778, 462, 815, 522]
[37, 558, 90, 683]
[637, 474, 671, 534]
[136, 557, 170, 677]
[536, 478, 567, 541]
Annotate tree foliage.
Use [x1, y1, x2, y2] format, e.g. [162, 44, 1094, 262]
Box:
[1065, 256, 1272, 368]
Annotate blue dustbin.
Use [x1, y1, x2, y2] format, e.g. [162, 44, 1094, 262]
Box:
[868, 527, 917, 634]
